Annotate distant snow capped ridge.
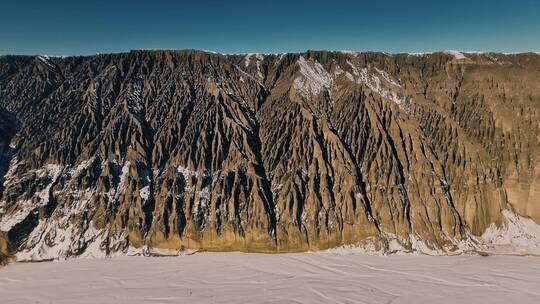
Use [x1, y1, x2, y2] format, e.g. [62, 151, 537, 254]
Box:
[4, 49, 538, 59]
[202, 49, 540, 58]
[1, 49, 540, 262]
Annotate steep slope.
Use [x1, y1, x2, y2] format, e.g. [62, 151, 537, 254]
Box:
[0, 50, 539, 259]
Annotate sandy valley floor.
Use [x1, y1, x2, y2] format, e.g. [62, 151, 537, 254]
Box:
[1, 252, 539, 304]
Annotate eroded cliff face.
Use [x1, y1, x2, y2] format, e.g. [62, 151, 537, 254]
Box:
[0, 50, 539, 259]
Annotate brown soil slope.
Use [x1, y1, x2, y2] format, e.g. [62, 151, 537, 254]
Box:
[0, 50, 539, 258]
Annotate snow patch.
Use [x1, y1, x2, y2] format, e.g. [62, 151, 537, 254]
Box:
[244, 54, 252, 67]
[339, 50, 359, 56]
[32, 164, 64, 206]
[374, 67, 401, 87]
[2, 157, 19, 186]
[481, 210, 540, 255]
[118, 161, 131, 191]
[444, 50, 468, 60]
[68, 158, 94, 178]
[138, 170, 152, 201]
[407, 52, 433, 56]
[78, 227, 109, 259]
[293, 56, 333, 96]
[139, 186, 150, 200]
[139, 245, 198, 257]
[176, 165, 197, 182]
[345, 61, 407, 106]
[324, 241, 380, 255]
[232, 64, 266, 88]
[274, 53, 286, 66]
[16, 219, 76, 261]
[243, 53, 264, 77]
[176, 165, 204, 194]
[193, 185, 211, 223]
[37, 55, 55, 69]
[0, 207, 34, 232]
[255, 54, 264, 79]
[327, 210, 540, 256]
[333, 64, 344, 76]
[16, 220, 109, 261]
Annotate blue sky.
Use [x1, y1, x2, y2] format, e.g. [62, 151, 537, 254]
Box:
[1, 0, 539, 55]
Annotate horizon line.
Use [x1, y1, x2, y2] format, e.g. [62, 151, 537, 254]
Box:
[2, 49, 540, 58]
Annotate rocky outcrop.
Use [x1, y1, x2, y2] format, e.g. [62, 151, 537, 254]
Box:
[0, 50, 539, 259]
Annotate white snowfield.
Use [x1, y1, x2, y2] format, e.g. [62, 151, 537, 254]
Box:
[0, 253, 539, 304]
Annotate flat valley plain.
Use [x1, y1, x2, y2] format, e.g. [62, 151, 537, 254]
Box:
[1, 252, 539, 304]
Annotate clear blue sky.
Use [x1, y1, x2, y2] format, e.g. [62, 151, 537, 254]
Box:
[1, 0, 539, 55]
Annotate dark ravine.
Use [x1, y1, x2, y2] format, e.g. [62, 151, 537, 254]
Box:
[0, 50, 539, 260]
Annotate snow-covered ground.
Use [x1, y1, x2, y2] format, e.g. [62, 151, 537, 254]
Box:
[1, 252, 539, 304]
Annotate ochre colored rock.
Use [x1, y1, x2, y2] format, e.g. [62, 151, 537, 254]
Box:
[0, 51, 539, 258]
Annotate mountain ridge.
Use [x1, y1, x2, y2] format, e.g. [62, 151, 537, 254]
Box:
[1, 49, 539, 261]
[2, 49, 540, 58]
